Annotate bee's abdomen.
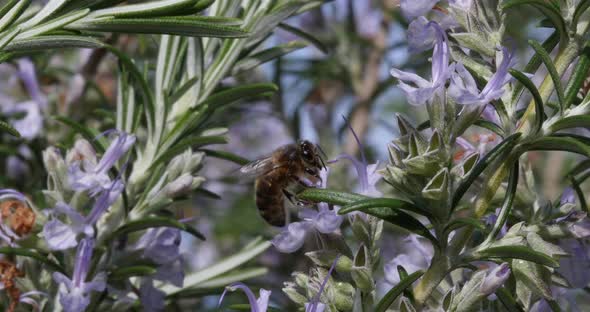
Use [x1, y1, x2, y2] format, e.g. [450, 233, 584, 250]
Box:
[255, 177, 286, 227]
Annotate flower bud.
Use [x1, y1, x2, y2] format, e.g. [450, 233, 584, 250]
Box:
[305, 250, 353, 273]
[479, 263, 511, 295]
[293, 272, 309, 289]
[43, 147, 69, 194]
[282, 282, 307, 306]
[333, 282, 354, 311]
[65, 139, 97, 165]
[164, 174, 194, 197]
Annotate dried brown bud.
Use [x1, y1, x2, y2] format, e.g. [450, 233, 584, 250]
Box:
[1, 199, 35, 236]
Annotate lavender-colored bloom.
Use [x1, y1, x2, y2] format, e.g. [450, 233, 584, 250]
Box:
[400, 0, 439, 20]
[449, 0, 472, 10]
[449, 48, 514, 106]
[480, 262, 511, 295]
[139, 279, 166, 312]
[272, 221, 314, 253]
[384, 234, 434, 284]
[407, 13, 457, 53]
[560, 187, 576, 205]
[52, 238, 106, 312]
[407, 17, 437, 53]
[391, 22, 451, 106]
[306, 255, 340, 312]
[558, 239, 590, 288]
[16, 290, 48, 310]
[305, 302, 326, 312]
[134, 227, 182, 265]
[4, 101, 43, 139]
[481, 104, 501, 125]
[1, 59, 47, 140]
[218, 282, 271, 312]
[300, 168, 343, 233]
[68, 131, 135, 196]
[43, 180, 123, 250]
[272, 169, 343, 253]
[17, 59, 47, 110]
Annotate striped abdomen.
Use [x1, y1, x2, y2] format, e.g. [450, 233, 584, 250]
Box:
[255, 173, 289, 226]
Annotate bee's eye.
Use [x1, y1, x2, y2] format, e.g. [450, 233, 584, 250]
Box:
[305, 167, 316, 175]
[300, 142, 315, 162]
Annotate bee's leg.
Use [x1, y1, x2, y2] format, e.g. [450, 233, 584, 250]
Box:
[283, 189, 312, 207]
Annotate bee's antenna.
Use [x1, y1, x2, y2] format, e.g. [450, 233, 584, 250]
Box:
[316, 145, 328, 169]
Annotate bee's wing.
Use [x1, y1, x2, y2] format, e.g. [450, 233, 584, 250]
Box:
[239, 156, 277, 177]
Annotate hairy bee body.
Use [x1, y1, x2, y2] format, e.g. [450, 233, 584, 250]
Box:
[241, 141, 325, 226]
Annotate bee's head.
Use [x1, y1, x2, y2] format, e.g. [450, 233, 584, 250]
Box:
[299, 140, 317, 163]
[298, 140, 327, 171]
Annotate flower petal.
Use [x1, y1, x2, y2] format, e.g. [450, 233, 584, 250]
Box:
[271, 222, 312, 253]
[400, 0, 439, 20]
[43, 219, 79, 251]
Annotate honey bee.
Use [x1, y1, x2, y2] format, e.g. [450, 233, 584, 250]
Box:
[240, 140, 326, 226]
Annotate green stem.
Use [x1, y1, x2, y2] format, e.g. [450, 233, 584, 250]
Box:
[413, 252, 451, 306]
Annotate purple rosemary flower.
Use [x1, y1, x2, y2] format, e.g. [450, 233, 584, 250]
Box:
[400, 0, 439, 20]
[16, 290, 48, 310]
[306, 255, 340, 312]
[218, 282, 271, 312]
[407, 13, 457, 53]
[449, 47, 514, 106]
[558, 239, 590, 289]
[17, 59, 47, 110]
[43, 180, 123, 250]
[479, 262, 511, 295]
[52, 238, 106, 312]
[391, 21, 452, 106]
[1, 59, 47, 140]
[68, 130, 135, 197]
[331, 119, 382, 197]
[133, 227, 182, 265]
[384, 234, 433, 285]
[272, 169, 343, 253]
[560, 187, 576, 205]
[449, 0, 472, 10]
[139, 279, 166, 312]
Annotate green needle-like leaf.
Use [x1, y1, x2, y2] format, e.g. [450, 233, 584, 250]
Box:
[339, 197, 432, 219]
[510, 69, 544, 134]
[110, 216, 206, 241]
[563, 45, 590, 108]
[475, 245, 559, 267]
[53, 115, 106, 153]
[150, 135, 227, 170]
[376, 271, 424, 312]
[109, 265, 158, 280]
[297, 188, 368, 206]
[522, 135, 590, 158]
[70, 16, 249, 38]
[549, 115, 590, 133]
[0, 247, 66, 273]
[0, 119, 20, 137]
[529, 40, 564, 112]
[233, 41, 307, 74]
